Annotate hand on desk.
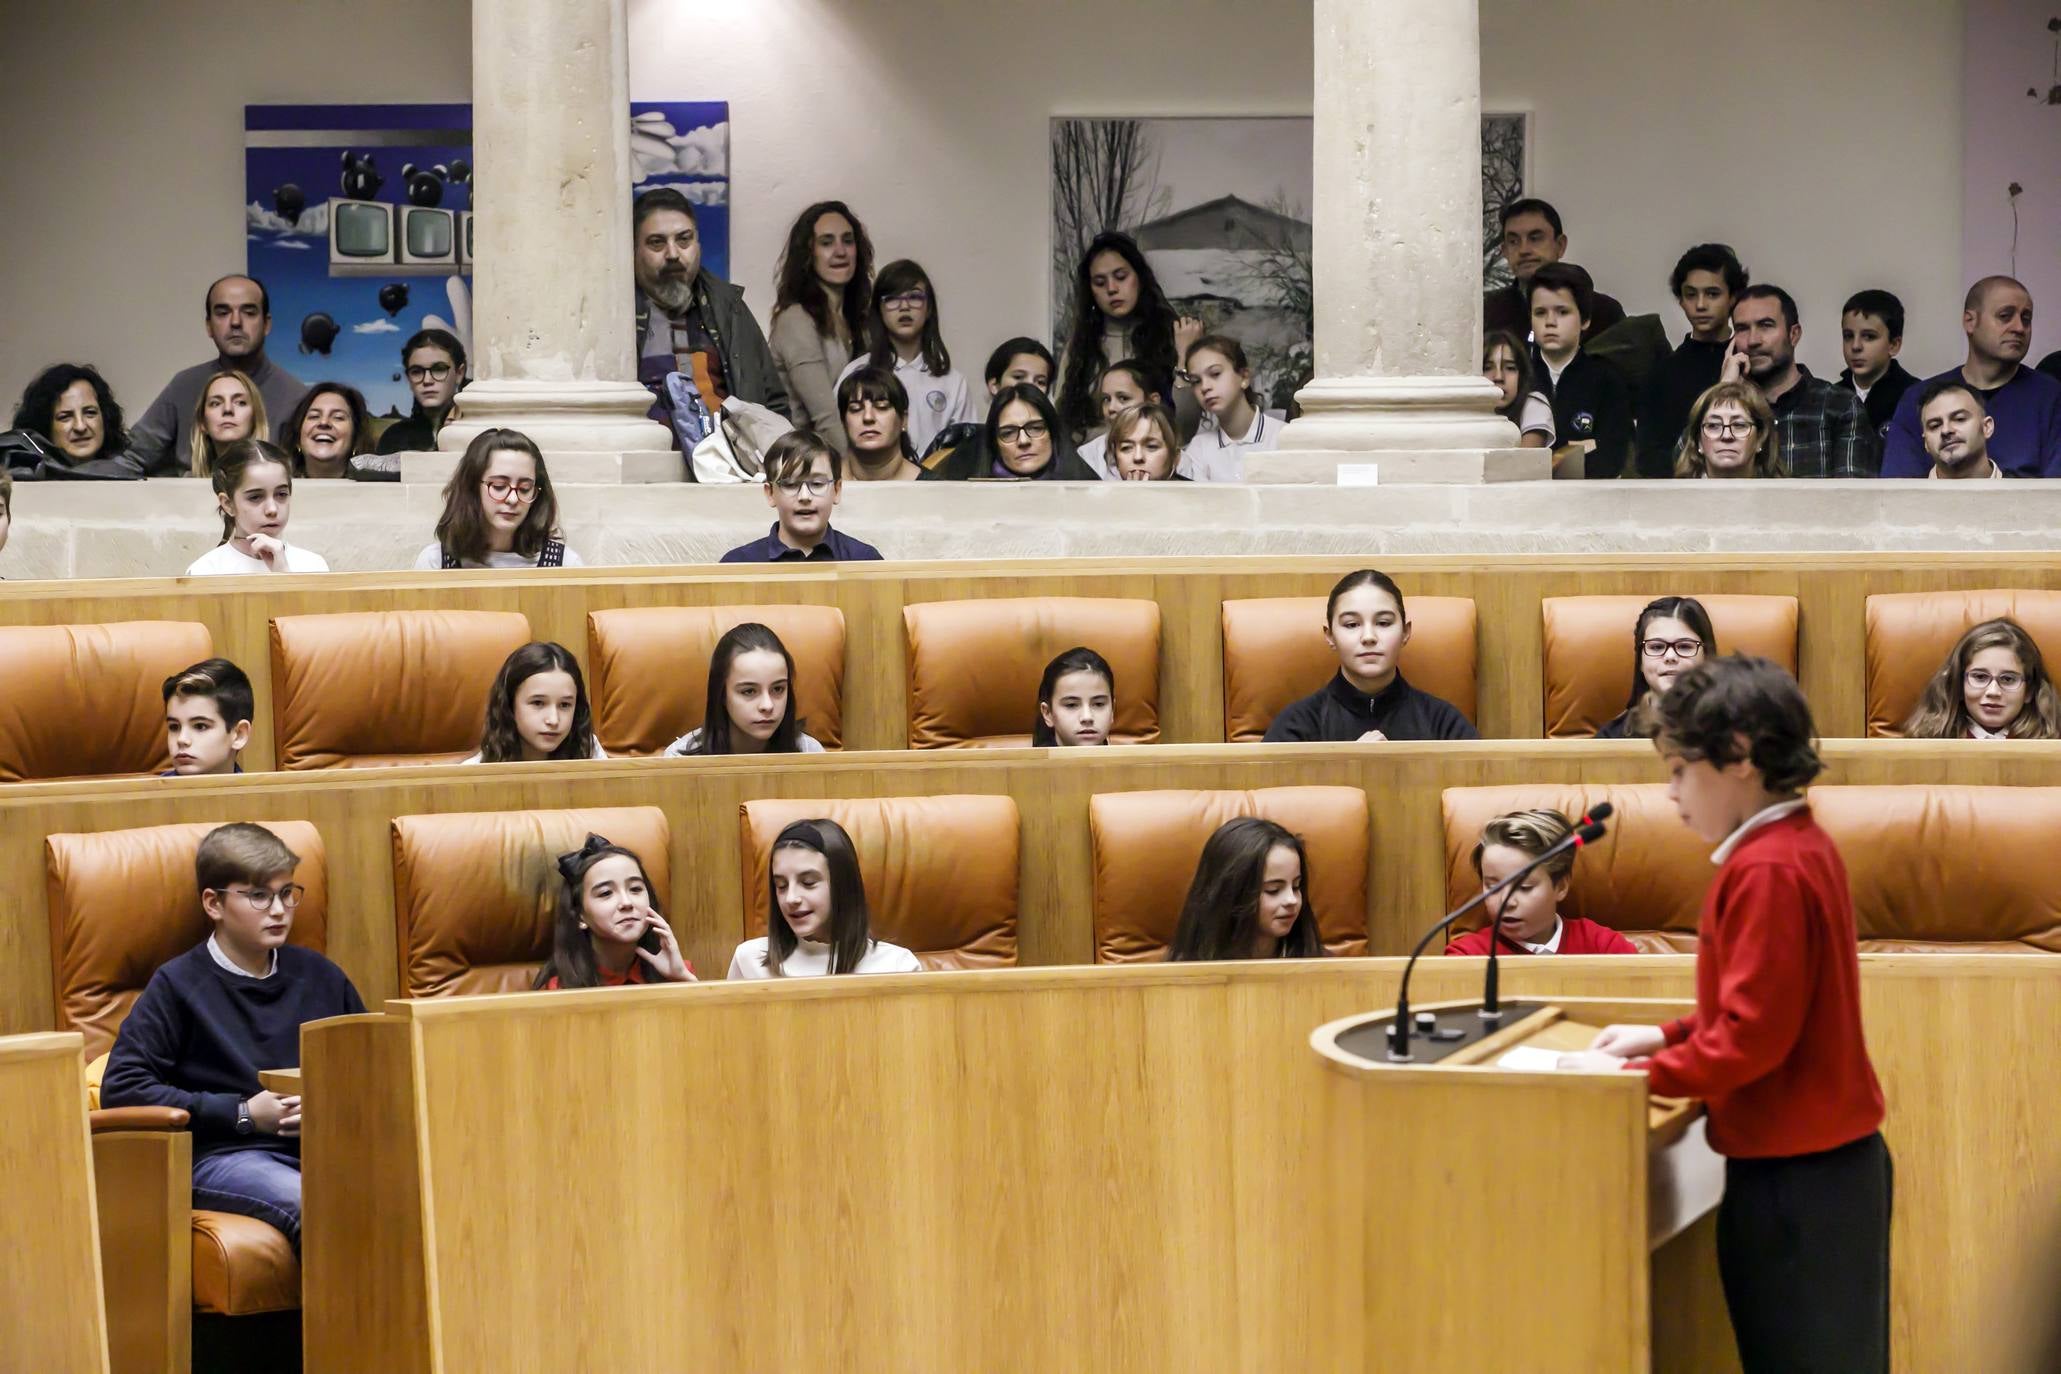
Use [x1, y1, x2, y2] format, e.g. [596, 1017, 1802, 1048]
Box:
[1590, 1023, 1667, 1058]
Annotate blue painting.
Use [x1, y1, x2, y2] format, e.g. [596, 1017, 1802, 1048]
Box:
[244, 101, 729, 419]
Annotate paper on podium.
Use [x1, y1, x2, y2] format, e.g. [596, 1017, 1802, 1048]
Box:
[1495, 1045, 1564, 1073]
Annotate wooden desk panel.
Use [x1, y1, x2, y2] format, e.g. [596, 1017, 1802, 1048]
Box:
[0, 1032, 110, 1374]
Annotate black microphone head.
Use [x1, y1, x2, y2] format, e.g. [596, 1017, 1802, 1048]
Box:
[1576, 819, 1607, 844]
[1585, 801, 1615, 823]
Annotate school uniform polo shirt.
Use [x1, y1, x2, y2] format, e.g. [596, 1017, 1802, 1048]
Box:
[717, 524, 884, 563]
[1177, 408, 1281, 482]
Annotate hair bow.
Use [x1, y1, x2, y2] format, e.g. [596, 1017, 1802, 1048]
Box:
[555, 833, 615, 885]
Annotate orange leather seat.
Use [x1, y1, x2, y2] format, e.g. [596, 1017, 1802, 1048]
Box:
[1088, 786, 1370, 962]
[270, 609, 533, 768]
[391, 806, 672, 996]
[737, 796, 1019, 968]
[902, 598, 1160, 748]
[0, 620, 213, 782]
[1864, 590, 2061, 736]
[1441, 784, 1709, 952]
[587, 604, 847, 754]
[47, 820, 330, 1317]
[1221, 596, 1478, 742]
[1540, 595, 1800, 738]
[1809, 785, 2061, 951]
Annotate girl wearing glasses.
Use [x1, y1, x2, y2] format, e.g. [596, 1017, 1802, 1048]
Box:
[1596, 596, 1718, 739]
[413, 428, 582, 569]
[920, 383, 1099, 481]
[1903, 617, 2061, 739]
[377, 329, 468, 456]
[770, 200, 875, 459]
[1178, 335, 1281, 481]
[834, 259, 975, 456]
[1674, 381, 1786, 478]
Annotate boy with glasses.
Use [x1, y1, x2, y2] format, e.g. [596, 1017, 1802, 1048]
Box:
[719, 430, 883, 563]
[102, 823, 365, 1254]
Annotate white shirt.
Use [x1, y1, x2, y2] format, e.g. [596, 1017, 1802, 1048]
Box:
[413, 542, 586, 570]
[1970, 722, 2011, 739]
[1516, 390, 1556, 443]
[1178, 407, 1282, 482]
[662, 728, 824, 756]
[1518, 916, 1564, 955]
[835, 353, 979, 457]
[1079, 431, 1119, 481]
[457, 741, 609, 764]
[206, 934, 277, 979]
[1542, 353, 1576, 388]
[187, 541, 330, 576]
[725, 935, 921, 980]
[1709, 798, 1810, 865]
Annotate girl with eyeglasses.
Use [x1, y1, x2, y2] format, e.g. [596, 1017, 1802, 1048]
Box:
[833, 259, 976, 456]
[1596, 596, 1719, 739]
[413, 428, 582, 569]
[1674, 381, 1786, 478]
[377, 329, 468, 456]
[919, 383, 1099, 481]
[1902, 617, 2061, 740]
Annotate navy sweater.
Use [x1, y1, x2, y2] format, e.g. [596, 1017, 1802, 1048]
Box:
[1262, 671, 1479, 743]
[102, 942, 364, 1160]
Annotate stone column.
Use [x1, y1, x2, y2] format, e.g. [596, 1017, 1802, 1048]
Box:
[1247, 0, 1542, 484]
[427, 0, 674, 474]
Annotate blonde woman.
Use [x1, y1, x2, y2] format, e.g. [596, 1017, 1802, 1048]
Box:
[187, 370, 266, 477]
[1673, 380, 1784, 479]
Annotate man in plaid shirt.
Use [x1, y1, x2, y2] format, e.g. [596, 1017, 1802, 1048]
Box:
[1727, 285, 1879, 478]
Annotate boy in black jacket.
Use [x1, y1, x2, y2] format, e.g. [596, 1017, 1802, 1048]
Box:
[1836, 289, 1918, 444]
[101, 823, 364, 1252]
[1530, 263, 1632, 479]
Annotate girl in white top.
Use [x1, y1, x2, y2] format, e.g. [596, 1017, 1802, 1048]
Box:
[413, 428, 584, 570]
[186, 439, 331, 575]
[662, 622, 828, 756]
[460, 640, 610, 764]
[834, 258, 976, 456]
[1078, 362, 1167, 480]
[1900, 616, 2061, 740]
[727, 818, 920, 979]
[1483, 331, 1555, 448]
[768, 200, 873, 458]
[1178, 336, 1282, 482]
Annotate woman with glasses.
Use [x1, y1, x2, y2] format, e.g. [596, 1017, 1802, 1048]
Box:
[1674, 381, 1786, 478]
[919, 383, 1099, 482]
[1902, 617, 2061, 739]
[412, 428, 582, 569]
[376, 329, 468, 456]
[1595, 596, 1719, 739]
[834, 259, 975, 456]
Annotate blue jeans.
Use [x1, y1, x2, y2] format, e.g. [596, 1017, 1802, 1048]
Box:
[191, 1148, 302, 1254]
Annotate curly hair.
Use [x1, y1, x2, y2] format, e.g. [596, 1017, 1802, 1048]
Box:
[1641, 654, 1823, 793]
[772, 200, 873, 346]
[11, 363, 127, 461]
[476, 641, 597, 763]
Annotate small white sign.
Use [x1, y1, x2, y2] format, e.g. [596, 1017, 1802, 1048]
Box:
[1337, 464, 1381, 486]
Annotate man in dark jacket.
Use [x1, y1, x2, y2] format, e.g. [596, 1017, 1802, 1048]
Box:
[1483, 198, 1624, 344]
[1530, 264, 1632, 479]
[632, 187, 790, 432]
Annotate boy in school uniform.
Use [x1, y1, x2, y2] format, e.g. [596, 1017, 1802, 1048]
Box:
[1444, 808, 1638, 956]
[162, 658, 254, 777]
[1529, 263, 1631, 479]
[100, 823, 366, 1253]
[1563, 655, 1890, 1373]
[719, 430, 884, 564]
[1836, 289, 1918, 444]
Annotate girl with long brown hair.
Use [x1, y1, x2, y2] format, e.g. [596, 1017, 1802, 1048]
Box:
[1902, 617, 2061, 739]
[727, 818, 920, 978]
[412, 429, 582, 569]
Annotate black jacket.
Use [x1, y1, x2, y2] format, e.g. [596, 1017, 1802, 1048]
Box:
[1634, 336, 1728, 478]
[1262, 671, 1479, 743]
[1537, 349, 1632, 479]
[1835, 360, 1918, 445]
[1485, 281, 1626, 344]
[919, 436, 1101, 482]
[0, 429, 139, 480]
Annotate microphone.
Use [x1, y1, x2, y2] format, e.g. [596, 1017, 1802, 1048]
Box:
[1482, 802, 1613, 1023]
[1387, 808, 1611, 1062]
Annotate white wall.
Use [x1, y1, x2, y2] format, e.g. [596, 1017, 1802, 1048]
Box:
[1, 0, 1967, 414]
[1963, 0, 2061, 357]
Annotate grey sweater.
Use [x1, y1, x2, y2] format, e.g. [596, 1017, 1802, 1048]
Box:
[119, 353, 308, 477]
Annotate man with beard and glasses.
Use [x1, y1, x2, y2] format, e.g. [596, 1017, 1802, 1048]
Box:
[119, 275, 308, 477]
[1721, 285, 1876, 478]
[633, 188, 789, 437]
[1881, 277, 2061, 478]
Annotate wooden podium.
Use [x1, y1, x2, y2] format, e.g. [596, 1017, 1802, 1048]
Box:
[1309, 996, 1737, 1374]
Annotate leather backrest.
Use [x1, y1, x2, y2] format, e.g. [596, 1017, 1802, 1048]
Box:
[1540, 595, 1801, 738]
[737, 795, 1019, 968]
[0, 621, 214, 782]
[1088, 786, 1370, 963]
[1221, 597, 1478, 743]
[902, 598, 1160, 749]
[1441, 784, 1710, 952]
[391, 806, 672, 996]
[1808, 785, 2061, 951]
[587, 605, 847, 755]
[46, 821, 330, 1059]
[1864, 590, 2061, 737]
[270, 610, 533, 769]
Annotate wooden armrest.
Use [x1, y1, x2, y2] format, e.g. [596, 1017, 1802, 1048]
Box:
[90, 1106, 192, 1132]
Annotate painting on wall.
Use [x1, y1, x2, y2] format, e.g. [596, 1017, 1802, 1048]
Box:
[1050, 113, 1528, 411]
[244, 101, 728, 420]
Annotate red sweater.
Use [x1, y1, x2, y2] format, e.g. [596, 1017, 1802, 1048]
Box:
[1443, 917, 1637, 957]
[1638, 810, 1884, 1159]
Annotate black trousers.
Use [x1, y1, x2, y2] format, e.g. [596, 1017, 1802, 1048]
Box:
[1717, 1131, 1894, 1374]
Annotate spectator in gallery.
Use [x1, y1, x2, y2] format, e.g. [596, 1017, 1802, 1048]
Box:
[1483, 198, 1625, 344]
[728, 818, 922, 979]
[1901, 617, 2061, 740]
[187, 371, 265, 479]
[920, 383, 1099, 482]
[283, 383, 379, 480]
[1077, 360, 1168, 479]
[1443, 809, 1636, 956]
[1166, 817, 1326, 963]
[1530, 263, 1630, 479]
[1724, 285, 1876, 478]
[1056, 230, 1202, 446]
[376, 328, 471, 456]
[630, 188, 789, 428]
[768, 200, 874, 457]
[834, 258, 978, 456]
[720, 430, 884, 562]
[1106, 402, 1188, 482]
[1178, 335, 1280, 482]
[1482, 330, 1555, 449]
[1915, 378, 2005, 481]
[534, 834, 694, 989]
[1881, 276, 2061, 478]
[2, 362, 133, 477]
[922, 338, 1060, 465]
[837, 368, 922, 483]
[1635, 243, 1747, 478]
[415, 428, 582, 569]
[1835, 290, 1918, 444]
[185, 439, 330, 575]
[122, 275, 308, 477]
[1674, 381, 1785, 480]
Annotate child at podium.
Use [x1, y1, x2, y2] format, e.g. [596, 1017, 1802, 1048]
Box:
[1443, 809, 1635, 956]
[1564, 656, 1890, 1373]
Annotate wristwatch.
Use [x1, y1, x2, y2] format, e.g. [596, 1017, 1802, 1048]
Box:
[235, 1099, 254, 1135]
